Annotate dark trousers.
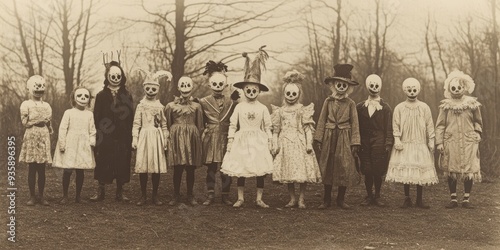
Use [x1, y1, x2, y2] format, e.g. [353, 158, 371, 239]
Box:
[206, 163, 232, 194]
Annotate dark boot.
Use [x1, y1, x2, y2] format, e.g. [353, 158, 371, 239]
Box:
[60, 196, 69, 205]
[152, 194, 163, 206]
[445, 200, 459, 209]
[116, 183, 129, 202]
[187, 195, 198, 206]
[462, 202, 474, 209]
[26, 196, 36, 206]
[336, 186, 352, 210]
[39, 195, 49, 206]
[168, 194, 181, 206]
[202, 192, 215, 206]
[221, 194, 233, 206]
[90, 183, 105, 202]
[360, 195, 373, 206]
[400, 197, 412, 208]
[318, 185, 332, 209]
[136, 196, 147, 206]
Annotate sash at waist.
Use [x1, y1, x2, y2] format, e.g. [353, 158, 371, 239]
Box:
[325, 122, 351, 130]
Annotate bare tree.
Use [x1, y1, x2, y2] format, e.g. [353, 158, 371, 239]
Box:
[134, 0, 287, 102]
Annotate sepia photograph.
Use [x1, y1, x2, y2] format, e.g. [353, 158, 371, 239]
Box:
[1, 0, 499, 249]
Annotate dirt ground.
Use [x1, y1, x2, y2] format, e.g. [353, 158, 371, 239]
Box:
[2, 163, 500, 250]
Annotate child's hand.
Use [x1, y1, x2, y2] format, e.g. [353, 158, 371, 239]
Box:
[226, 138, 234, 152]
[132, 137, 137, 150]
[268, 139, 273, 155]
[314, 141, 322, 152]
[351, 145, 359, 158]
[437, 144, 444, 154]
[394, 137, 403, 151]
[427, 142, 435, 153]
[385, 145, 392, 152]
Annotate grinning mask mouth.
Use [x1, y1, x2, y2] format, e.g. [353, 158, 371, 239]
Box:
[107, 66, 122, 86]
[144, 83, 159, 98]
[27, 75, 46, 98]
[365, 74, 382, 95]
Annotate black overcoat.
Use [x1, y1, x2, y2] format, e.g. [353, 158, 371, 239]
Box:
[93, 87, 134, 184]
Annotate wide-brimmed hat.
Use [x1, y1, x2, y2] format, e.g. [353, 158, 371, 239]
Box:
[233, 45, 270, 92]
[324, 64, 359, 85]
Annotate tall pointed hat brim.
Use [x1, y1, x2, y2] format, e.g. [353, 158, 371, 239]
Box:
[233, 46, 270, 92]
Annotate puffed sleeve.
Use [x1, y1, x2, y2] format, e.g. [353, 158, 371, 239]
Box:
[20, 101, 31, 127]
[58, 110, 70, 149]
[435, 107, 446, 145]
[349, 100, 361, 146]
[270, 104, 281, 134]
[228, 104, 240, 139]
[301, 103, 315, 132]
[132, 104, 142, 140]
[424, 104, 435, 145]
[263, 104, 272, 139]
[392, 105, 402, 138]
[314, 99, 329, 142]
[89, 111, 97, 147]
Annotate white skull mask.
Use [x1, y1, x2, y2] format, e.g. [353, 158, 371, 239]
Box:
[107, 66, 122, 86]
[74, 88, 90, 106]
[365, 74, 382, 95]
[402, 78, 421, 99]
[144, 83, 159, 98]
[243, 84, 260, 100]
[27, 75, 46, 98]
[178, 76, 193, 97]
[209, 73, 227, 93]
[449, 78, 465, 98]
[331, 80, 349, 94]
[284, 84, 300, 104]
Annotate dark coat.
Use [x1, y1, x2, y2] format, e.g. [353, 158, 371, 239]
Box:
[356, 99, 393, 176]
[199, 95, 236, 164]
[93, 87, 134, 184]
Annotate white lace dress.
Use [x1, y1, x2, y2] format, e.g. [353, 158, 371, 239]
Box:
[271, 104, 321, 183]
[385, 100, 438, 185]
[220, 101, 274, 177]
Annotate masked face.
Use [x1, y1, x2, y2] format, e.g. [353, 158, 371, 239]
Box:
[74, 88, 90, 107]
[107, 66, 122, 87]
[209, 73, 227, 93]
[284, 84, 300, 104]
[178, 76, 193, 98]
[402, 78, 421, 99]
[365, 74, 382, 95]
[331, 80, 349, 95]
[27, 75, 46, 98]
[144, 83, 159, 99]
[243, 84, 260, 100]
[449, 79, 465, 98]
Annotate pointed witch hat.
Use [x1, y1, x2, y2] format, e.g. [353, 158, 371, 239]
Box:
[233, 45, 270, 92]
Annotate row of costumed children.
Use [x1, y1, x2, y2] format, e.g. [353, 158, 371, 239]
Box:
[19, 47, 483, 210]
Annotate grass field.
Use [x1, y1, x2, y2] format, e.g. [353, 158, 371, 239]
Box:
[3, 162, 500, 250]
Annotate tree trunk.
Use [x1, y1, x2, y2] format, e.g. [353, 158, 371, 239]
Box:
[169, 0, 186, 102]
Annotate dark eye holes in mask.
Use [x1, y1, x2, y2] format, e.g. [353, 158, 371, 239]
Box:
[145, 87, 157, 92]
[246, 89, 257, 94]
[212, 82, 224, 87]
[76, 94, 90, 98]
[286, 91, 298, 97]
[451, 86, 462, 92]
[336, 83, 347, 89]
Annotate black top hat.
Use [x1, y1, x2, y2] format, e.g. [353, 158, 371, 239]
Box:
[324, 64, 359, 85]
[233, 46, 270, 92]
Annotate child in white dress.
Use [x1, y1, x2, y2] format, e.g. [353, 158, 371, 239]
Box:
[221, 47, 274, 208]
[53, 87, 96, 204]
[385, 78, 438, 209]
[19, 75, 53, 206]
[132, 70, 171, 206]
[271, 70, 321, 209]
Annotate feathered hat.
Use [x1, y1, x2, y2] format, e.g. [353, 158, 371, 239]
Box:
[443, 70, 475, 98]
[283, 70, 305, 84]
[203, 60, 228, 76]
[136, 69, 173, 85]
[233, 45, 270, 92]
[324, 64, 359, 85]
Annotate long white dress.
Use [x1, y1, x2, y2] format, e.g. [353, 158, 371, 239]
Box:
[220, 101, 274, 177]
[53, 108, 96, 169]
[132, 98, 168, 173]
[271, 103, 321, 183]
[385, 100, 438, 185]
